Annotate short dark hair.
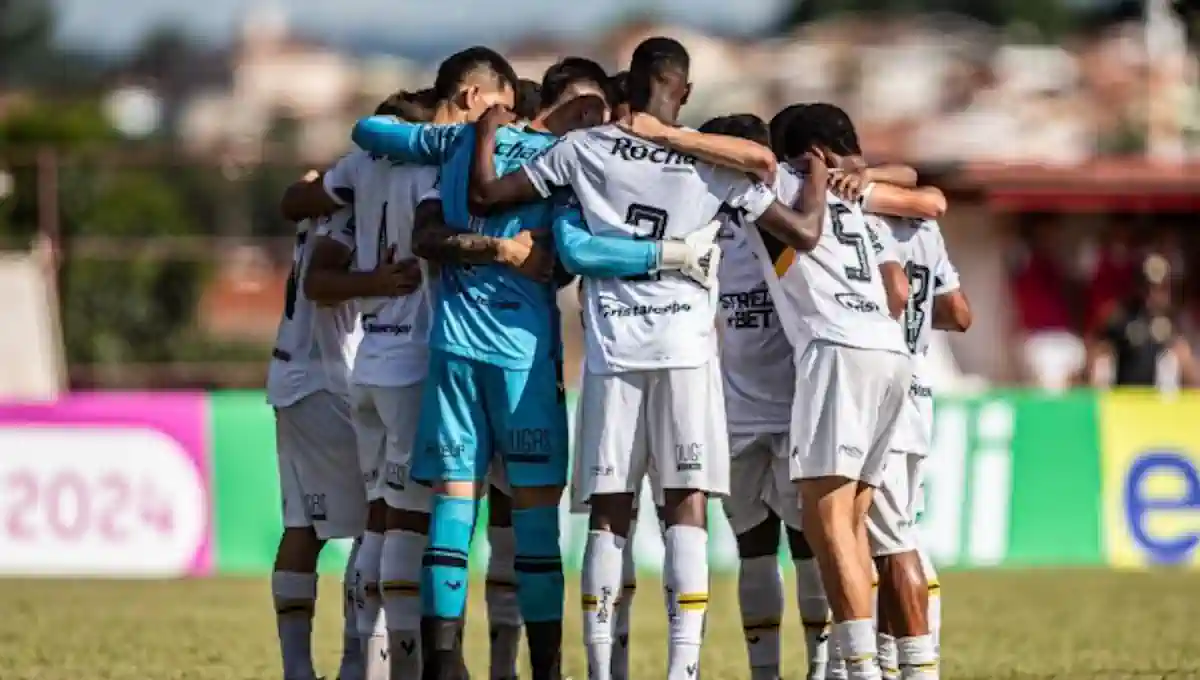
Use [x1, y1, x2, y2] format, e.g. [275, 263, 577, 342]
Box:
[432, 46, 518, 103]
[769, 104, 807, 158]
[540, 57, 609, 108]
[700, 114, 769, 147]
[514, 79, 541, 120]
[375, 88, 437, 121]
[627, 37, 690, 110]
[783, 102, 861, 159]
[608, 71, 629, 109]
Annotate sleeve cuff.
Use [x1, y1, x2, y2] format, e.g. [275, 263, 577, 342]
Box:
[323, 173, 349, 206]
[741, 183, 777, 223]
[859, 181, 877, 208]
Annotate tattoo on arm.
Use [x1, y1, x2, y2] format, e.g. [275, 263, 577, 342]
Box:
[412, 200, 501, 265]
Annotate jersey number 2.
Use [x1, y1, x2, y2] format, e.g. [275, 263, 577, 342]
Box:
[830, 204, 872, 283]
[623, 202, 669, 282]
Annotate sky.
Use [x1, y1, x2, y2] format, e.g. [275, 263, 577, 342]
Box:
[53, 0, 791, 53]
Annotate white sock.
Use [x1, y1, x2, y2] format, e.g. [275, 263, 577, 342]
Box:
[355, 531, 387, 680]
[272, 570, 318, 680]
[665, 525, 708, 680]
[381, 529, 425, 680]
[897, 635, 938, 679]
[795, 557, 835, 680]
[738, 555, 782, 680]
[613, 522, 638, 680]
[339, 538, 366, 680]
[486, 525, 522, 680]
[878, 633, 899, 679]
[919, 548, 941, 654]
[832, 619, 880, 680]
[583, 530, 625, 680]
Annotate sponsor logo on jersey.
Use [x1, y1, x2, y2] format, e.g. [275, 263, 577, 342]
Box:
[675, 443, 703, 471]
[834, 293, 881, 314]
[610, 137, 697, 166]
[721, 286, 775, 329]
[362, 314, 413, 335]
[599, 301, 693, 319]
[494, 139, 545, 161]
[909, 383, 933, 398]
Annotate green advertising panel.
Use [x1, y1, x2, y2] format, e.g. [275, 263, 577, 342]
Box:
[204, 390, 1107, 574]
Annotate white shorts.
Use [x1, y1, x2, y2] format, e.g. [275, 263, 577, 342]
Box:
[868, 452, 923, 556]
[350, 382, 432, 514]
[722, 432, 801, 535]
[789, 342, 911, 487]
[276, 390, 367, 539]
[888, 380, 933, 457]
[573, 361, 730, 507]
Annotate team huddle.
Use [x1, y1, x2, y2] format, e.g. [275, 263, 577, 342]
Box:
[266, 35, 971, 680]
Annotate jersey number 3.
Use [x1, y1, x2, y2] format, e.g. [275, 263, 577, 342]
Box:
[623, 202, 669, 282]
[904, 262, 931, 354]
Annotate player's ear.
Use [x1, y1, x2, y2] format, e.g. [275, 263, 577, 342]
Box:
[682, 83, 692, 106]
[456, 86, 476, 113]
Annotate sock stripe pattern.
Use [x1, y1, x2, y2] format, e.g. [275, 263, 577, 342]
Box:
[512, 506, 564, 624]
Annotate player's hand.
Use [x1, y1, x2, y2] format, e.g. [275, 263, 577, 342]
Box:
[829, 170, 867, 202]
[658, 220, 722, 289]
[478, 104, 517, 132]
[804, 149, 831, 188]
[496, 236, 553, 283]
[371, 245, 423, 296]
[301, 169, 320, 183]
[617, 111, 671, 143]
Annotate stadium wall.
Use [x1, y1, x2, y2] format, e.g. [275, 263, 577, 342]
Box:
[0, 389, 1197, 577]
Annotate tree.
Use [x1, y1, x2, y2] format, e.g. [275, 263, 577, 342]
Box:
[0, 0, 56, 86]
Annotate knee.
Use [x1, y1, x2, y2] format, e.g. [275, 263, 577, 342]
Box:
[786, 528, 816, 560]
[276, 527, 324, 571]
[386, 506, 430, 534]
[488, 485, 514, 525]
[736, 515, 781, 559]
[511, 485, 563, 510]
[662, 489, 708, 529]
[588, 493, 636, 538]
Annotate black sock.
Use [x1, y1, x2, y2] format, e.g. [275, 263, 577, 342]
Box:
[526, 620, 562, 680]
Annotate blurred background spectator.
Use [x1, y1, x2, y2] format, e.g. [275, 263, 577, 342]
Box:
[2, 0, 1200, 396]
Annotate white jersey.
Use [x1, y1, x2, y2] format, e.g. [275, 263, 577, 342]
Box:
[867, 214, 961, 379]
[715, 209, 793, 435]
[745, 164, 907, 356]
[266, 212, 359, 408]
[324, 148, 436, 388]
[522, 124, 776, 374]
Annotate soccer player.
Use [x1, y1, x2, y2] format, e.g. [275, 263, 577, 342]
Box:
[514, 78, 542, 123]
[291, 49, 521, 680]
[747, 103, 913, 680]
[349, 56, 609, 680]
[268, 199, 367, 680]
[465, 36, 832, 680]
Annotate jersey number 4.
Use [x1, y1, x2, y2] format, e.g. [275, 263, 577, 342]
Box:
[622, 202, 669, 282]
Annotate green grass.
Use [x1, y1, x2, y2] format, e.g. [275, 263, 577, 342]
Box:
[3, 570, 1200, 679]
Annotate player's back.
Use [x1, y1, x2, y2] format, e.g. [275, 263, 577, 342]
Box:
[751, 164, 906, 356]
[715, 210, 794, 432]
[350, 154, 436, 387]
[868, 215, 952, 358]
[267, 213, 359, 408]
[553, 124, 755, 373]
[433, 124, 563, 368]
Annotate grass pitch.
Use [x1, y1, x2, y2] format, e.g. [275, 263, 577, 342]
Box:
[2, 570, 1199, 679]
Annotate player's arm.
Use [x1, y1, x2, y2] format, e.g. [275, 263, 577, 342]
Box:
[304, 213, 421, 304]
[351, 116, 460, 165]
[869, 220, 909, 320]
[1170, 337, 1200, 386]
[1083, 308, 1122, 386]
[747, 154, 828, 254]
[864, 164, 918, 188]
[412, 198, 541, 270]
[552, 202, 658, 278]
[861, 183, 947, 220]
[468, 107, 547, 214]
[929, 244, 971, 331]
[621, 113, 776, 181]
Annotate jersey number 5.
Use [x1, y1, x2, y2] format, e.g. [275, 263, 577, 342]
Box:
[830, 204, 872, 283]
[622, 202, 669, 282]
